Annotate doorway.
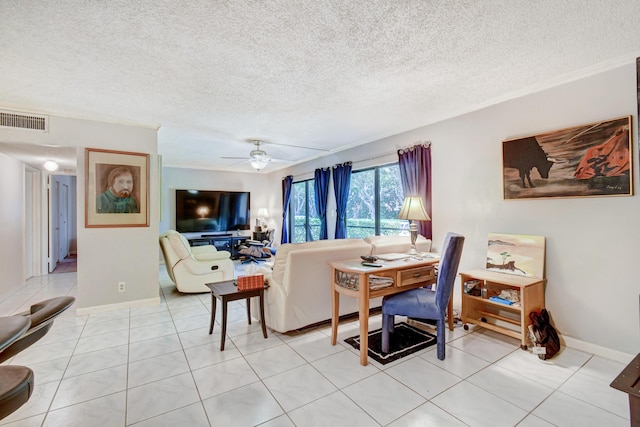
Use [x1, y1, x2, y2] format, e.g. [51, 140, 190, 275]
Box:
[50, 175, 77, 274]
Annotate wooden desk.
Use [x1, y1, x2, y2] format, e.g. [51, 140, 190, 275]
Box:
[330, 257, 446, 365]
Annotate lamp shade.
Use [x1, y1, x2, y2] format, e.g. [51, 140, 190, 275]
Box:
[398, 196, 430, 221]
[257, 208, 270, 219]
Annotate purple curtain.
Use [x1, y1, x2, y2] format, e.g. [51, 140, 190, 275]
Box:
[398, 144, 432, 239]
[314, 168, 330, 240]
[281, 175, 293, 244]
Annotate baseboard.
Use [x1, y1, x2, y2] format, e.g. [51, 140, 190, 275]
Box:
[76, 297, 161, 316]
[451, 302, 635, 363]
[560, 334, 635, 364]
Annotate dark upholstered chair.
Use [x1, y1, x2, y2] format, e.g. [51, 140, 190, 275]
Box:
[381, 232, 465, 360]
[0, 296, 75, 363]
[0, 296, 75, 420]
[0, 316, 32, 420]
[0, 365, 34, 420]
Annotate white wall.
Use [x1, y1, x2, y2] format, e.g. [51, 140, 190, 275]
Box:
[272, 62, 639, 356]
[0, 115, 160, 310]
[0, 152, 26, 295]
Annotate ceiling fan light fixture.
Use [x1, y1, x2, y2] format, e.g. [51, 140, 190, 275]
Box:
[249, 158, 270, 170]
[249, 148, 267, 158]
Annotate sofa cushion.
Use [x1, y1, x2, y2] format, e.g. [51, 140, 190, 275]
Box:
[272, 239, 368, 286]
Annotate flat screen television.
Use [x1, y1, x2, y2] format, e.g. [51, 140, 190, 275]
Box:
[175, 189, 250, 233]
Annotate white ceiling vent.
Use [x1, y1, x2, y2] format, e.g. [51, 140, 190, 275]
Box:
[0, 110, 48, 131]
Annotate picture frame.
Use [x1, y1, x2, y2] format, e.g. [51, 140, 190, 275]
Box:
[636, 57, 640, 119]
[502, 116, 633, 200]
[486, 233, 545, 278]
[85, 148, 149, 228]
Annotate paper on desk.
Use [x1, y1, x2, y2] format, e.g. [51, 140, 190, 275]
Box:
[421, 252, 440, 259]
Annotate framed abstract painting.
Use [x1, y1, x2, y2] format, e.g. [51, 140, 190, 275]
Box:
[502, 116, 633, 199]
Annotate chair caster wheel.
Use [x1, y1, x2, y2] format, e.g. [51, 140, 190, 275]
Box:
[463, 324, 469, 330]
[520, 344, 527, 350]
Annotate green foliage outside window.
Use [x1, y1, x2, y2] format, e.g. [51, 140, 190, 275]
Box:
[346, 164, 407, 238]
[289, 163, 408, 242]
[292, 180, 319, 243]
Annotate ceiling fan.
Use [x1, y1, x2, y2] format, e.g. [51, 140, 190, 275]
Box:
[221, 140, 274, 170]
[222, 139, 332, 171]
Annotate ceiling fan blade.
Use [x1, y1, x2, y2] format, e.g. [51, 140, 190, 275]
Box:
[266, 141, 331, 152]
[221, 156, 249, 160]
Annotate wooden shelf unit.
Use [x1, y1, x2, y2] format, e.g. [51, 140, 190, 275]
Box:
[460, 269, 545, 349]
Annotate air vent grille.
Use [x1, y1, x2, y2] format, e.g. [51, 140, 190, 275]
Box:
[0, 110, 48, 131]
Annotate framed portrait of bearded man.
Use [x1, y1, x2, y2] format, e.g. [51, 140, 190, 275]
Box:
[85, 148, 149, 228]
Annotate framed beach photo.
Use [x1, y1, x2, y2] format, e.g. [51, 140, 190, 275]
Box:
[85, 148, 149, 228]
[502, 116, 633, 200]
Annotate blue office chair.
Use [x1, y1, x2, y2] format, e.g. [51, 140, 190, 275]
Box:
[381, 232, 465, 360]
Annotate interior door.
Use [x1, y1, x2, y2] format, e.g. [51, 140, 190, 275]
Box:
[50, 180, 59, 272]
[58, 182, 69, 261]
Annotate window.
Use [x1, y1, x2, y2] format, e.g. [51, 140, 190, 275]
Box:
[288, 163, 407, 241]
[291, 179, 320, 243]
[346, 164, 407, 238]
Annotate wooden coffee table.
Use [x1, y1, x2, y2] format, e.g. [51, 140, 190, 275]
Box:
[205, 280, 268, 350]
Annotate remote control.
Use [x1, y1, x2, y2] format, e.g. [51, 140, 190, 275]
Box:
[361, 262, 382, 268]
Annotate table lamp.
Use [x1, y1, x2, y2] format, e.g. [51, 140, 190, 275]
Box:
[398, 196, 431, 255]
[257, 208, 270, 231]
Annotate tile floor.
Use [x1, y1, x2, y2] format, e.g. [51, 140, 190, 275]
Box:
[0, 266, 632, 426]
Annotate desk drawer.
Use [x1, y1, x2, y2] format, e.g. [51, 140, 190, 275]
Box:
[397, 266, 435, 287]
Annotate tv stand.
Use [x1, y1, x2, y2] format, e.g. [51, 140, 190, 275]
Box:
[188, 235, 248, 260]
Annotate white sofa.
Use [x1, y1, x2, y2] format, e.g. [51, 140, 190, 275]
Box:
[159, 230, 235, 293]
[253, 235, 431, 333]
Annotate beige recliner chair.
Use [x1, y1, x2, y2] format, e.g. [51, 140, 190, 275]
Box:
[159, 230, 235, 293]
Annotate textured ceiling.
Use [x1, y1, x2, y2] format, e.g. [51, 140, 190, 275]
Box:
[1, 0, 639, 173]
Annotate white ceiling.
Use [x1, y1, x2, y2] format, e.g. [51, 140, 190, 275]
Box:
[1, 0, 639, 174]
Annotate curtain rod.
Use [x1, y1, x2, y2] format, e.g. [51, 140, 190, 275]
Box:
[290, 150, 399, 178]
[286, 141, 430, 178]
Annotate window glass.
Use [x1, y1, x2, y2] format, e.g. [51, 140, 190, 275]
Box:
[347, 169, 375, 238]
[291, 179, 320, 242]
[347, 164, 407, 238]
[379, 164, 408, 236]
[290, 163, 407, 240]
[292, 181, 306, 243]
